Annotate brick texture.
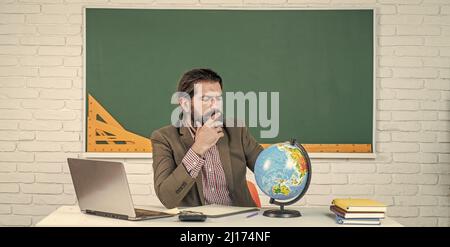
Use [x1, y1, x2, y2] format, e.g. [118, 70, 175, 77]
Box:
[0, 0, 449, 227]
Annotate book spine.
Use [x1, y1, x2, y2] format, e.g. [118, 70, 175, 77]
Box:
[347, 207, 387, 213]
[335, 216, 381, 225]
[336, 216, 344, 224]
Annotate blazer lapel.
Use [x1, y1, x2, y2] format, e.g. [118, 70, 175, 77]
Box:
[217, 129, 235, 197]
[179, 127, 205, 205]
[179, 127, 194, 149]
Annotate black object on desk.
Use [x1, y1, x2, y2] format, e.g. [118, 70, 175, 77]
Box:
[178, 211, 207, 222]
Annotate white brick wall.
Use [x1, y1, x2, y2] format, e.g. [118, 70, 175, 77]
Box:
[0, 0, 449, 227]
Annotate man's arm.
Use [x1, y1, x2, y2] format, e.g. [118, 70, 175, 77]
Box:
[151, 114, 224, 208]
[151, 130, 200, 209]
[242, 126, 264, 172]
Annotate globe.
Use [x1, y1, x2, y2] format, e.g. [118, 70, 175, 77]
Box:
[254, 140, 312, 217]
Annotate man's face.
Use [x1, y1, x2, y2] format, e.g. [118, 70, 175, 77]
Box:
[191, 81, 223, 126]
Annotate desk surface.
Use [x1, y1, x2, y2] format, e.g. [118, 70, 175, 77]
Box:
[36, 206, 403, 227]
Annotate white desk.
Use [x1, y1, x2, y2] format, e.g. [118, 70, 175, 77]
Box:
[36, 206, 403, 227]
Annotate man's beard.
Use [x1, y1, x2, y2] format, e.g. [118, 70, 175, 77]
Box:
[190, 108, 223, 127]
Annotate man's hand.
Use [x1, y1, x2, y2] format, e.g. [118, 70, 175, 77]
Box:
[191, 112, 224, 157]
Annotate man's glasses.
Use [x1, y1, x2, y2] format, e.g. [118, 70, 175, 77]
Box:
[200, 95, 223, 103]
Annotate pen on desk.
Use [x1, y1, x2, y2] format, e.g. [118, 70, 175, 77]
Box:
[246, 212, 258, 218]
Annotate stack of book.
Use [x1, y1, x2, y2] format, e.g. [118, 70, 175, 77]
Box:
[330, 198, 387, 225]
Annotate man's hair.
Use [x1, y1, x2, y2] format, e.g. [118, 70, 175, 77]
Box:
[177, 68, 223, 98]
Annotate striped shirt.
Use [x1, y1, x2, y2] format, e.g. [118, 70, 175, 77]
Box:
[182, 127, 232, 206]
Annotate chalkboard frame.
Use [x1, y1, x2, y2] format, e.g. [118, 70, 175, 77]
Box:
[81, 6, 377, 159]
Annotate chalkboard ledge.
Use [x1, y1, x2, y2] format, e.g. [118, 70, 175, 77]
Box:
[80, 152, 376, 159]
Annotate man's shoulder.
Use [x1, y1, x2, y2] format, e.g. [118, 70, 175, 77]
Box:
[224, 118, 245, 128]
[224, 118, 247, 136]
[151, 125, 179, 140]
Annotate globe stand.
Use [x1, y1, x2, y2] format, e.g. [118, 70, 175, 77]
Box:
[263, 204, 302, 218]
[261, 138, 312, 219]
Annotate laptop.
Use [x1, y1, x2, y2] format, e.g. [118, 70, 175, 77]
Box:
[67, 158, 175, 221]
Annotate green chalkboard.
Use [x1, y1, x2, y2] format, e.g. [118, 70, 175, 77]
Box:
[85, 8, 374, 153]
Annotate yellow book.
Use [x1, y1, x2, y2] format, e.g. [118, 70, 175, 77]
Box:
[332, 198, 387, 213]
